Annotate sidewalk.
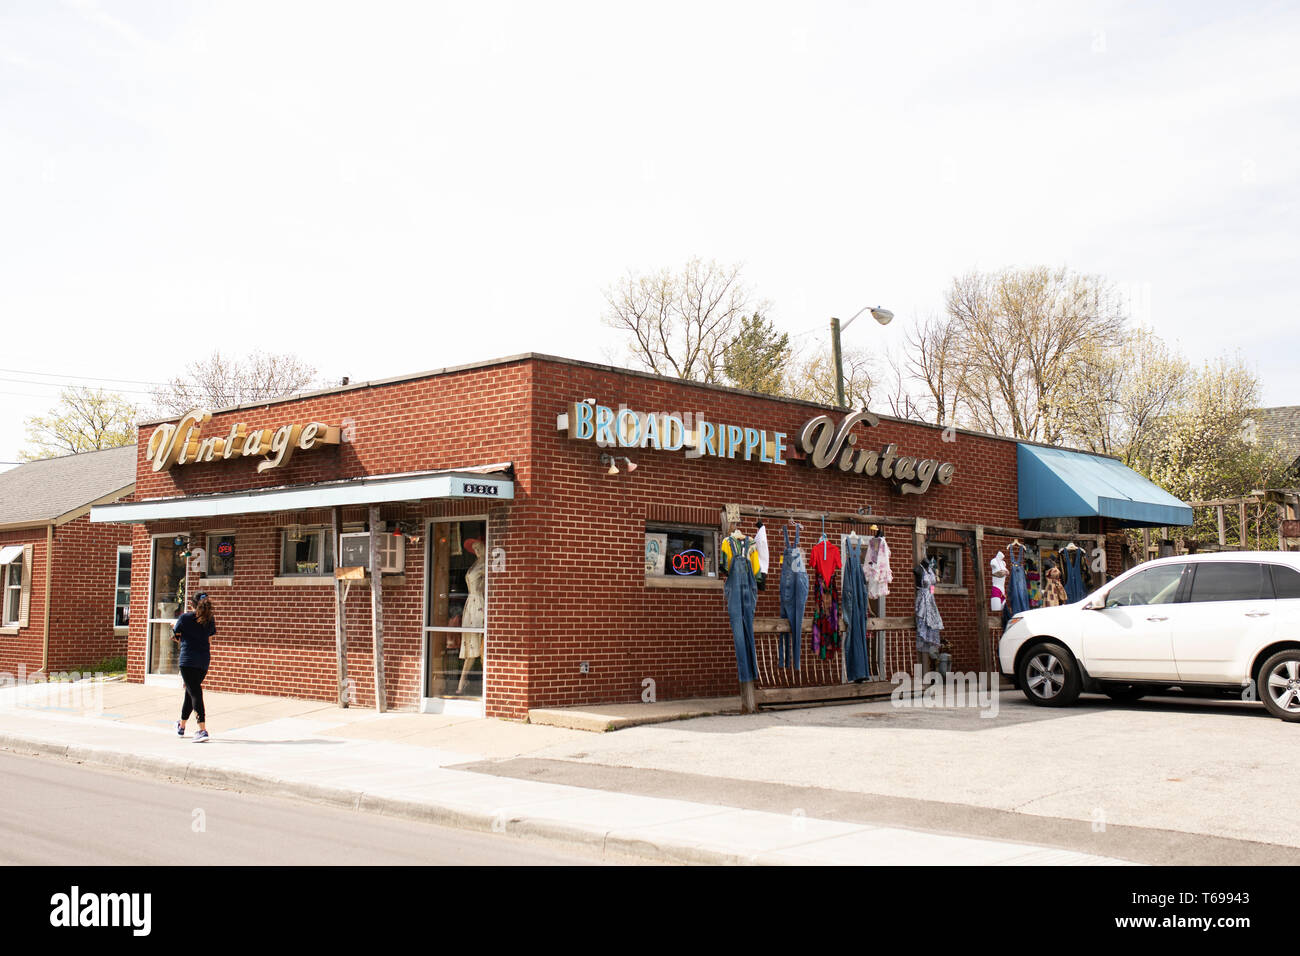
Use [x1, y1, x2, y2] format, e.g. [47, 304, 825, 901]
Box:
[0, 678, 1130, 865]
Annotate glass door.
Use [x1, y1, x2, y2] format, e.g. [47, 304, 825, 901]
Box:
[425, 518, 487, 700]
[147, 535, 188, 675]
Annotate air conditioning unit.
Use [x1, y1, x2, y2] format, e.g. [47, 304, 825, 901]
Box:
[339, 532, 405, 573]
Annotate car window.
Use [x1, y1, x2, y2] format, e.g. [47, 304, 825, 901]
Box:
[1269, 564, 1300, 599]
[1105, 564, 1186, 607]
[1187, 562, 1272, 602]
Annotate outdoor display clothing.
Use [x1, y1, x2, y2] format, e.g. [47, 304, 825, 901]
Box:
[864, 535, 893, 600]
[173, 611, 216, 670]
[1063, 547, 1087, 603]
[1043, 566, 1068, 607]
[914, 563, 944, 656]
[990, 551, 1007, 612]
[180, 666, 208, 723]
[720, 534, 759, 683]
[842, 537, 871, 681]
[754, 524, 769, 575]
[1006, 545, 1032, 616]
[778, 526, 809, 670]
[809, 538, 841, 587]
[811, 565, 840, 660]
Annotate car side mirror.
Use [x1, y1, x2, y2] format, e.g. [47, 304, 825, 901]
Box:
[1083, 595, 1106, 610]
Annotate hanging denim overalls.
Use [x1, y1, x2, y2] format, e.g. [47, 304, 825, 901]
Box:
[1063, 547, 1087, 603]
[1006, 546, 1032, 616]
[842, 536, 871, 682]
[778, 526, 809, 670]
[722, 535, 759, 683]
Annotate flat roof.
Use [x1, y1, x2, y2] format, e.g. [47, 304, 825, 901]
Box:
[137, 352, 1120, 461]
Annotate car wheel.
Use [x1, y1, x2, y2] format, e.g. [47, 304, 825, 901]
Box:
[1018, 642, 1081, 707]
[1258, 651, 1300, 722]
[1104, 685, 1146, 703]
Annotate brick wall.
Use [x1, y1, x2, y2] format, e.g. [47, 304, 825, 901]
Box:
[47, 513, 133, 671]
[124, 354, 1140, 719]
[1, 512, 133, 676]
[0, 528, 48, 675]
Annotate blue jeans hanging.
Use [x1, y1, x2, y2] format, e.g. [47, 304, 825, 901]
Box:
[842, 537, 871, 681]
[778, 526, 808, 669]
[1006, 547, 1032, 616]
[1063, 548, 1087, 603]
[723, 536, 759, 683]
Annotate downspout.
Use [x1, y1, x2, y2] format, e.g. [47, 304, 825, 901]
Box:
[41, 522, 53, 674]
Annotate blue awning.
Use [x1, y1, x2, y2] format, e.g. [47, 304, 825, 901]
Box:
[1017, 444, 1193, 527]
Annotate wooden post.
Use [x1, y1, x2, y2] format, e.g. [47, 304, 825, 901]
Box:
[1142, 528, 1151, 560]
[369, 505, 387, 713]
[914, 518, 928, 673]
[332, 506, 349, 707]
[1239, 501, 1249, 551]
[1217, 505, 1226, 547]
[970, 526, 991, 676]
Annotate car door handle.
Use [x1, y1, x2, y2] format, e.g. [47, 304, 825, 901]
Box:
[1245, 611, 1270, 618]
[1146, 615, 1169, 622]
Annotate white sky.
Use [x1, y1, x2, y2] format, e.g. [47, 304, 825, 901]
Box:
[2, 0, 1298, 464]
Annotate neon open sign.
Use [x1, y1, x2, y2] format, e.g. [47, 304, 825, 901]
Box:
[672, 549, 706, 575]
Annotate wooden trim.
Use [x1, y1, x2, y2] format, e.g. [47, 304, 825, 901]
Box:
[369, 504, 387, 713]
[54, 483, 136, 527]
[197, 576, 234, 587]
[40, 529, 51, 668]
[933, 586, 969, 596]
[757, 680, 896, 705]
[645, 575, 722, 590]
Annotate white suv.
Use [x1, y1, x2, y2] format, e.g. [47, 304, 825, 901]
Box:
[998, 552, 1300, 722]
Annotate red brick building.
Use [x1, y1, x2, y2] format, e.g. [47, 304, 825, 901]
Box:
[0, 446, 136, 676]
[90, 354, 1189, 719]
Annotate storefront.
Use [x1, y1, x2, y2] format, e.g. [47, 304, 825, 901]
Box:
[90, 354, 1191, 719]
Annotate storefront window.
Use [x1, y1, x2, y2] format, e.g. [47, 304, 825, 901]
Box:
[645, 524, 718, 578]
[148, 536, 188, 675]
[280, 528, 334, 576]
[926, 542, 962, 587]
[425, 519, 486, 700]
[206, 533, 235, 577]
[114, 546, 131, 626]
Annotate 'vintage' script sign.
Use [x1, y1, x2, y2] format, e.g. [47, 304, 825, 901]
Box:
[145, 409, 341, 474]
[797, 410, 955, 495]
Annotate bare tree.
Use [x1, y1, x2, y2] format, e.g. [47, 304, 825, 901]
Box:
[942, 266, 1127, 443]
[784, 342, 877, 409]
[901, 312, 967, 425]
[602, 258, 763, 383]
[150, 350, 320, 417]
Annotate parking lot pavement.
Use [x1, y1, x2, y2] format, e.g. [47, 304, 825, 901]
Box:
[518, 690, 1300, 855]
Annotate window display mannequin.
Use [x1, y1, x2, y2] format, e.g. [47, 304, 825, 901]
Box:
[458, 538, 486, 694]
[990, 551, 1007, 613]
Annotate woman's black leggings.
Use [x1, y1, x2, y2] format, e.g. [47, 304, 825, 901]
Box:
[180, 666, 208, 723]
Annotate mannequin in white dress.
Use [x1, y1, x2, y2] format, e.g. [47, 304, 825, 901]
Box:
[458, 538, 486, 694]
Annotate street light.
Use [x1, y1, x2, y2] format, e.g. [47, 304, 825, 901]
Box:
[830, 306, 893, 408]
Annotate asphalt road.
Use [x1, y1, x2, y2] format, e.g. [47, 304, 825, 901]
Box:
[0, 751, 623, 866]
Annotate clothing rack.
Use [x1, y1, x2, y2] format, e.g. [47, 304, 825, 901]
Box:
[728, 502, 1112, 678]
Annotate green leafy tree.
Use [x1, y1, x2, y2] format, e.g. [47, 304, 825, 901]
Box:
[21, 387, 139, 460]
[1139, 355, 1293, 546]
[722, 312, 791, 395]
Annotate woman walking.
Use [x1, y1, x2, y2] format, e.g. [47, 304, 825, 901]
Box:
[173, 592, 216, 743]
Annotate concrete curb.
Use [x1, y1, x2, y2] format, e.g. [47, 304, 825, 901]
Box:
[0, 731, 732, 865]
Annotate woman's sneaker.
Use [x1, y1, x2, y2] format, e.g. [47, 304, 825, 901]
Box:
[193, 730, 210, 743]
[176, 721, 185, 737]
